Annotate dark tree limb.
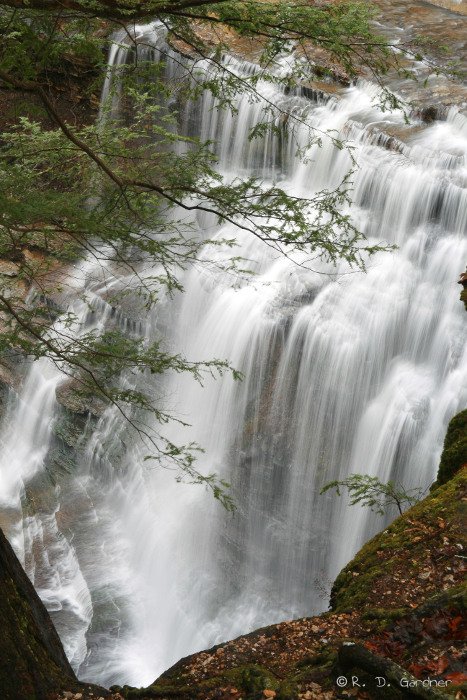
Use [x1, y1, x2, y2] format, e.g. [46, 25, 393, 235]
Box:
[338, 643, 449, 699]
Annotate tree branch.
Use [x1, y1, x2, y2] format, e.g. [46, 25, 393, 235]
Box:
[0, 0, 230, 20]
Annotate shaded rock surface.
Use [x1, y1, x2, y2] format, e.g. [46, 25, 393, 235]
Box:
[55, 378, 107, 417]
[0, 526, 76, 700]
[435, 411, 467, 486]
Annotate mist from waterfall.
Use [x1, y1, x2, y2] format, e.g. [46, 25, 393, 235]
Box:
[0, 24, 466, 688]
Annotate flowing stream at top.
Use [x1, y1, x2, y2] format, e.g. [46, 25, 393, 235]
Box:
[0, 24, 466, 688]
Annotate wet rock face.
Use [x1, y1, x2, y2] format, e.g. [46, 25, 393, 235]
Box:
[55, 378, 107, 417]
[423, 0, 467, 15]
[370, 0, 467, 114]
[459, 270, 467, 312]
[0, 527, 76, 700]
[417, 105, 439, 123]
[0, 364, 17, 408]
[0, 354, 25, 420]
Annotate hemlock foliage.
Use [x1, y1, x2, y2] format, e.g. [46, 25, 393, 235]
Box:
[320, 474, 425, 516]
[0, 1, 426, 502]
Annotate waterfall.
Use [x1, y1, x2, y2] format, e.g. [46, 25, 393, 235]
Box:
[0, 24, 466, 688]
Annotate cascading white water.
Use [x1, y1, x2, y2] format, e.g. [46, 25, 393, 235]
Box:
[0, 24, 466, 688]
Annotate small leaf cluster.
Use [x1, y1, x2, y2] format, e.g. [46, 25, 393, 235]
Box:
[320, 474, 425, 516]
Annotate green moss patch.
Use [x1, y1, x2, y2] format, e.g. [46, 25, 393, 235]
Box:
[330, 469, 466, 614]
[436, 410, 467, 485]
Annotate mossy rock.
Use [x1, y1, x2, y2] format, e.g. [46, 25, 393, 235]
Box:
[436, 409, 467, 485]
[119, 663, 281, 699]
[330, 468, 466, 614]
[0, 527, 77, 699]
[460, 287, 467, 311]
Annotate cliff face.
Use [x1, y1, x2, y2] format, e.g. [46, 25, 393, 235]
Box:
[0, 527, 76, 700]
[0, 413, 464, 700]
[0, 6, 465, 700]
